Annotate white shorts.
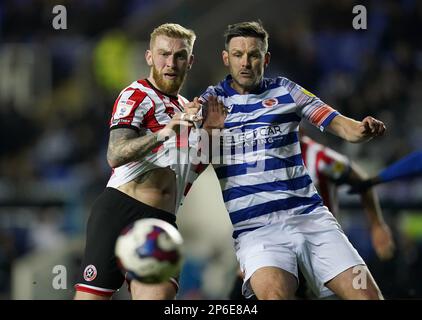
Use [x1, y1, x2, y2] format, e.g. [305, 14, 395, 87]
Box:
[234, 206, 365, 298]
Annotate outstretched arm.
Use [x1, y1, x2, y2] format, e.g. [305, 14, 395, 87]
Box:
[326, 115, 386, 143]
[348, 150, 422, 193]
[377, 151, 422, 184]
[349, 162, 395, 260]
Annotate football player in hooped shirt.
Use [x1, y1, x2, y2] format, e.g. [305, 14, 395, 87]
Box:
[75, 23, 202, 300]
[201, 21, 386, 300]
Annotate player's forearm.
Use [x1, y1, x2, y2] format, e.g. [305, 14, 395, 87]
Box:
[361, 189, 385, 227]
[107, 133, 163, 168]
[350, 163, 385, 226]
[327, 115, 370, 143]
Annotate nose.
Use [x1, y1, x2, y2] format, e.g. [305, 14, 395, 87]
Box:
[240, 54, 251, 68]
[166, 54, 176, 68]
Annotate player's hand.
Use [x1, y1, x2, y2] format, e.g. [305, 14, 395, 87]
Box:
[347, 178, 375, 194]
[203, 96, 227, 131]
[359, 116, 386, 138]
[371, 223, 395, 261]
[183, 97, 203, 123]
[157, 112, 196, 140]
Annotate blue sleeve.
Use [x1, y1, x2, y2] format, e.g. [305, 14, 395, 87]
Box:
[279, 77, 340, 132]
[378, 151, 422, 183]
[199, 86, 217, 104]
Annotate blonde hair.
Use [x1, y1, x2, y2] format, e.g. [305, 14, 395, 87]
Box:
[150, 23, 196, 51]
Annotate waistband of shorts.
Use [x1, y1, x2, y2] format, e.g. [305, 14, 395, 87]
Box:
[104, 187, 176, 226]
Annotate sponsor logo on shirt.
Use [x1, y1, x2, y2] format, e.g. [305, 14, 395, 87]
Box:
[300, 88, 316, 98]
[115, 99, 136, 118]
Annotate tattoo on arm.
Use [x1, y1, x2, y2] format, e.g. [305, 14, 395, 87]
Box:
[107, 128, 162, 168]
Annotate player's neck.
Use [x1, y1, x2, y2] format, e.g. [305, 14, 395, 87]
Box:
[231, 84, 248, 94]
[146, 76, 179, 98]
[230, 78, 261, 95]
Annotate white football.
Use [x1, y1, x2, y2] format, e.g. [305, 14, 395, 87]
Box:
[115, 218, 183, 284]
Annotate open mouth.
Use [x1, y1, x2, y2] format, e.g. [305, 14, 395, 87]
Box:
[164, 73, 178, 79]
[240, 71, 252, 77]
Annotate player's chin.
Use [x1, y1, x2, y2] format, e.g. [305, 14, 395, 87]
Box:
[238, 78, 258, 90]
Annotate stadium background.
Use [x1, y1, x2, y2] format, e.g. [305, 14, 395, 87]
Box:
[0, 0, 421, 299]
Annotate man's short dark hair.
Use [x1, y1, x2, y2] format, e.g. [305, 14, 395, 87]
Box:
[224, 21, 269, 52]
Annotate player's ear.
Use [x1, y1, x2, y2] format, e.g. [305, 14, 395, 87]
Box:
[145, 50, 153, 67]
[264, 51, 271, 68]
[187, 54, 194, 70]
[222, 50, 229, 67]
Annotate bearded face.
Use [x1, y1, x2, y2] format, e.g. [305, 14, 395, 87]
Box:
[151, 63, 187, 95]
[146, 35, 193, 96]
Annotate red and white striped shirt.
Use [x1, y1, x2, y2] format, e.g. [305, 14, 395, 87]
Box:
[107, 79, 200, 209]
[300, 135, 351, 214]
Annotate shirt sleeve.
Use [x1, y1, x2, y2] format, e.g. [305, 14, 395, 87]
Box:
[199, 85, 218, 104]
[109, 88, 152, 131]
[281, 78, 340, 131]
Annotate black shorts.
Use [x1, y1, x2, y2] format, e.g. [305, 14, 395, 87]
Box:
[74, 187, 177, 297]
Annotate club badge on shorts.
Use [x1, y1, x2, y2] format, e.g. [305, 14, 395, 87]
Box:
[83, 264, 97, 282]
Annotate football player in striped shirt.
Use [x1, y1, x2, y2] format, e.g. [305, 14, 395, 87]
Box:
[201, 21, 386, 300]
[229, 133, 395, 300]
[300, 134, 395, 261]
[75, 23, 202, 300]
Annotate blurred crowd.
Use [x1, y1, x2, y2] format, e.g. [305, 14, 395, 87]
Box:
[0, 0, 421, 299]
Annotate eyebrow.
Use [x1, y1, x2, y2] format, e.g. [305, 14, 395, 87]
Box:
[248, 49, 261, 55]
[156, 48, 189, 55]
[156, 49, 171, 54]
[230, 48, 261, 55]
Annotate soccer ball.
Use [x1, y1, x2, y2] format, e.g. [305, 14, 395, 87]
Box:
[115, 218, 183, 284]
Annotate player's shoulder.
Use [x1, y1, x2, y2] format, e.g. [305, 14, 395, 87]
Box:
[311, 140, 350, 164]
[208, 83, 226, 95]
[116, 80, 155, 103]
[200, 83, 227, 102]
[124, 79, 151, 95]
[300, 135, 314, 147]
[301, 135, 348, 162]
[320, 143, 350, 165]
[273, 76, 298, 89]
[274, 77, 319, 100]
